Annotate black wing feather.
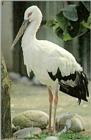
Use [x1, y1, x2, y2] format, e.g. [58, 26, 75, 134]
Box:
[48, 68, 89, 103]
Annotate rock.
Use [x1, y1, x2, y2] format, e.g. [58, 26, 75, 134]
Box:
[45, 136, 59, 140]
[56, 112, 85, 132]
[9, 72, 21, 81]
[12, 110, 49, 129]
[13, 127, 42, 139]
[70, 114, 85, 132]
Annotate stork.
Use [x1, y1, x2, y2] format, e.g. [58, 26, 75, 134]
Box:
[11, 6, 89, 133]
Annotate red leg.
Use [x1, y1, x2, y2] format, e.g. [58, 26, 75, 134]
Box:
[48, 87, 53, 132]
[53, 90, 58, 133]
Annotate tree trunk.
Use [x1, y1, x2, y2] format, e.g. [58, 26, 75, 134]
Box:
[1, 55, 12, 138]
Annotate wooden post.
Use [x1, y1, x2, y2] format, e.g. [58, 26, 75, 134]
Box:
[1, 55, 12, 138]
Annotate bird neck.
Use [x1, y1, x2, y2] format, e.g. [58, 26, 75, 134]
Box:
[24, 20, 41, 39]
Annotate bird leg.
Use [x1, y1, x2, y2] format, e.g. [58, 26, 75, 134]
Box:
[53, 88, 58, 133]
[48, 87, 53, 132]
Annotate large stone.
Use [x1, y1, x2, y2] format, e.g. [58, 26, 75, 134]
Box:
[56, 112, 85, 132]
[13, 127, 42, 139]
[12, 110, 49, 129]
[45, 136, 59, 140]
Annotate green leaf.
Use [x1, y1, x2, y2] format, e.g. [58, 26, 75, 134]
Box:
[56, 12, 68, 30]
[63, 31, 72, 41]
[88, 14, 91, 24]
[81, 21, 91, 29]
[81, 14, 91, 29]
[55, 27, 63, 38]
[46, 19, 57, 27]
[62, 5, 78, 21]
[52, 23, 60, 31]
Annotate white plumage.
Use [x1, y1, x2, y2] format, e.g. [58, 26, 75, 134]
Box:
[22, 39, 82, 86]
[11, 5, 89, 133]
[21, 6, 82, 87]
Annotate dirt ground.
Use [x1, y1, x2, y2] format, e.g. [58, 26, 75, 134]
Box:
[10, 80, 91, 136]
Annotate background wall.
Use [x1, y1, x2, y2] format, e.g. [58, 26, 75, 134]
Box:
[1, 1, 13, 70]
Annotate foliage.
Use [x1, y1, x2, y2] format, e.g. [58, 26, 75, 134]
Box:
[59, 131, 90, 140]
[1, 56, 12, 138]
[25, 131, 90, 140]
[1, 56, 11, 88]
[46, 2, 91, 41]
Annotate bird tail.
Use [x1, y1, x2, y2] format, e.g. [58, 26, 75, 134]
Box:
[59, 71, 89, 104]
[80, 72, 89, 96]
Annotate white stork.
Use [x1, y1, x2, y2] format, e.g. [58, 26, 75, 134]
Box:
[11, 6, 89, 133]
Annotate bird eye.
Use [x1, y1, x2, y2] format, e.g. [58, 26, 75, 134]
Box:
[28, 12, 32, 17]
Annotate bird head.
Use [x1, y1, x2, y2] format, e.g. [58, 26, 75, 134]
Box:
[11, 6, 42, 50]
[24, 6, 42, 22]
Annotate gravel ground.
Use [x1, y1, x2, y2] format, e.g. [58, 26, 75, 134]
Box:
[10, 80, 91, 136]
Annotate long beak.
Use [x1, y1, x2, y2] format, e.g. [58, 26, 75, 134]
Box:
[11, 20, 29, 50]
